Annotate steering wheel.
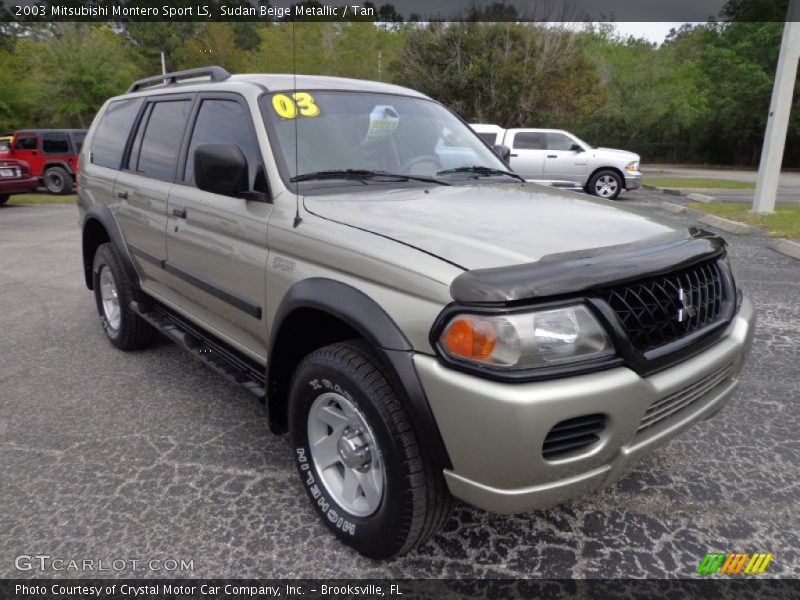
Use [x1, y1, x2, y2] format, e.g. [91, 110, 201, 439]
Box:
[400, 155, 441, 175]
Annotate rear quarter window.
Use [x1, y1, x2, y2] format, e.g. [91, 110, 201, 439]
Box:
[90, 98, 143, 169]
[42, 132, 70, 154]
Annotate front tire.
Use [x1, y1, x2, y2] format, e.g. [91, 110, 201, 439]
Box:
[0, 194, 8, 205]
[289, 340, 452, 559]
[92, 243, 157, 350]
[43, 166, 73, 194]
[587, 169, 623, 199]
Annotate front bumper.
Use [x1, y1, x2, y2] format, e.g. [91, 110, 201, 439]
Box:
[415, 296, 755, 514]
[624, 170, 642, 190]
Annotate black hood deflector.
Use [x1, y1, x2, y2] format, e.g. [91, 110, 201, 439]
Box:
[450, 228, 726, 304]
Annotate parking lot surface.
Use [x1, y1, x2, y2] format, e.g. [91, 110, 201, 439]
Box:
[0, 193, 798, 579]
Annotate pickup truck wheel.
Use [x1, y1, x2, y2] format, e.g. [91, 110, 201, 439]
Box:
[289, 340, 452, 559]
[92, 243, 157, 351]
[43, 166, 73, 195]
[588, 169, 622, 199]
[0, 195, 8, 205]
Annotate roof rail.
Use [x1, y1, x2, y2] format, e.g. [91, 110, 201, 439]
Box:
[127, 66, 231, 93]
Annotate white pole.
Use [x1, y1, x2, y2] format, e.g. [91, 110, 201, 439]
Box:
[753, 0, 800, 214]
[161, 51, 167, 76]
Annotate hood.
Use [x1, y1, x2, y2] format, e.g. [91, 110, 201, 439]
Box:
[303, 183, 683, 271]
[594, 147, 640, 161]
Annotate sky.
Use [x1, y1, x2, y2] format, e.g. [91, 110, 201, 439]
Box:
[612, 22, 699, 44]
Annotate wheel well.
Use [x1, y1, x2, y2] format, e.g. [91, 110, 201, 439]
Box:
[82, 218, 110, 289]
[588, 166, 625, 188]
[42, 161, 75, 177]
[267, 307, 362, 434]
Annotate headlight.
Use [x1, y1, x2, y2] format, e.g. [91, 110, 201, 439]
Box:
[625, 161, 640, 172]
[439, 305, 614, 370]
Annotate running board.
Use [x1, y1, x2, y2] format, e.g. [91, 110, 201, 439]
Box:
[130, 300, 266, 399]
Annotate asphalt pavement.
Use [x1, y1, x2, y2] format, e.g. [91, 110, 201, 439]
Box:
[0, 193, 798, 579]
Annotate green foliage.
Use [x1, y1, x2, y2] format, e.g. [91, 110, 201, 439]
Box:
[390, 22, 603, 128]
[0, 18, 793, 167]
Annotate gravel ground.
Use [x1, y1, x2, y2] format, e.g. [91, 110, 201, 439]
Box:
[0, 194, 797, 579]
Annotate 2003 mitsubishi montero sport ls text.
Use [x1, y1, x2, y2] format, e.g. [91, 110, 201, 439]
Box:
[77, 67, 755, 559]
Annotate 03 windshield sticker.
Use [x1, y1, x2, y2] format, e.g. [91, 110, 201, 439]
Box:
[271, 92, 320, 119]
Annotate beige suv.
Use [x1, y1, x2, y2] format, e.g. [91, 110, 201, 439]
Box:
[78, 67, 755, 559]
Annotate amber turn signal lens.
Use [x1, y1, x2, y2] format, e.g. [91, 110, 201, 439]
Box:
[442, 317, 496, 360]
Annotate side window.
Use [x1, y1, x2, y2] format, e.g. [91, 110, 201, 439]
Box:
[135, 100, 192, 181]
[476, 132, 497, 145]
[546, 133, 575, 151]
[14, 135, 37, 150]
[42, 132, 70, 154]
[513, 132, 545, 150]
[73, 132, 86, 154]
[185, 99, 264, 192]
[91, 98, 143, 169]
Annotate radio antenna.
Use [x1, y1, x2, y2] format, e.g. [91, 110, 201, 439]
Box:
[292, 19, 302, 228]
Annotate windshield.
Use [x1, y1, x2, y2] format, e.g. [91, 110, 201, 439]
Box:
[261, 91, 511, 186]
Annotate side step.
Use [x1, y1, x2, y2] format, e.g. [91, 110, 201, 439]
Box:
[130, 300, 266, 399]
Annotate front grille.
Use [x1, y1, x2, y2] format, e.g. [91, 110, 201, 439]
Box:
[543, 414, 606, 460]
[637, 362, 736, 434]
[602, 258, 728, 352]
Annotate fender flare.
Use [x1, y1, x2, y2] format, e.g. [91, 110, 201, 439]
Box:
[268, 278, 452, 469]
[81, 203, 139, 290]
[42, 160, 75, 176]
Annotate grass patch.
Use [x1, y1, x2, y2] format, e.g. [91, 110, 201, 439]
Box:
[687, 201, 800, 238]
[6, 193, 77, 205]
[646, 177, 754, 190]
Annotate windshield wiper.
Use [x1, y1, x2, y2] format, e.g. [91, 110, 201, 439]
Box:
[290, 169, 450, 186]
[436, 166, 525, 182]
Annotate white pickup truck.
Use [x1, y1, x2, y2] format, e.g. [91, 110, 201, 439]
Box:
[471, 124, 642, 200]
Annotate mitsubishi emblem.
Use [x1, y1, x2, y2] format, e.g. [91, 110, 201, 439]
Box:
[677, 288, 697, 322]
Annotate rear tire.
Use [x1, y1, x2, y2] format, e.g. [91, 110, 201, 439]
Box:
[92, 243, 157, 351]
[587, 169, 623, 200]
[43, 166, 73, 195]
[289, 340, 452, 559]
[0, 195, 8, 205]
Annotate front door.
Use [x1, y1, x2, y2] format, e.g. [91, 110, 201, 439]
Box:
[542, 132, 589, 184]
[165, 94, 272, 360]
[11, 132, 43, 177]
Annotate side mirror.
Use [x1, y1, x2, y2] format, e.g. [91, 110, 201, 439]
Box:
[571, 143, 584, 153]
[492, 144, 511, 163]
[194, 143, 249, 197]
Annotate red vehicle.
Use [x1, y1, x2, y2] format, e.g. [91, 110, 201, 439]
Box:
[0, 158, 39, 204]
[0, 129, 87, 194]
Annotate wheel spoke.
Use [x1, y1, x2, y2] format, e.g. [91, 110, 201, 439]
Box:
[310, 434, 340, 469]
[316, 405, 349, 430]
[341, 468, 360, 505]
[357, 470, 381, 507]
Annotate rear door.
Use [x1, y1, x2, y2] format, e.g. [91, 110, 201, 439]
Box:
[114, 95, 194, 301]
[11, 132, 43, 177]
[507, 130, 546, 180]
[542, 131, 589, 183]
[165, 94, 272, 359]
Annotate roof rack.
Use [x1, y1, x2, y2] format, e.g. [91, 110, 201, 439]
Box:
[127, 66, 231, 93]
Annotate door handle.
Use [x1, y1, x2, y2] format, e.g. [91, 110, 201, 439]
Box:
[509, 153, 518, 157]
[547, 155, 557, 158]
[172, 207, 187, 219]
[116, 191, 128, 200]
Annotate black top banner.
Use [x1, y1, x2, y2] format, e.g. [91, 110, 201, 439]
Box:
[1, 0, 794, 23]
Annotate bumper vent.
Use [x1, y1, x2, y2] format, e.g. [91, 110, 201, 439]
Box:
[543, 414, 606, 460]
[637, 362, 736, 434]
[602, 258, 729, 353]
